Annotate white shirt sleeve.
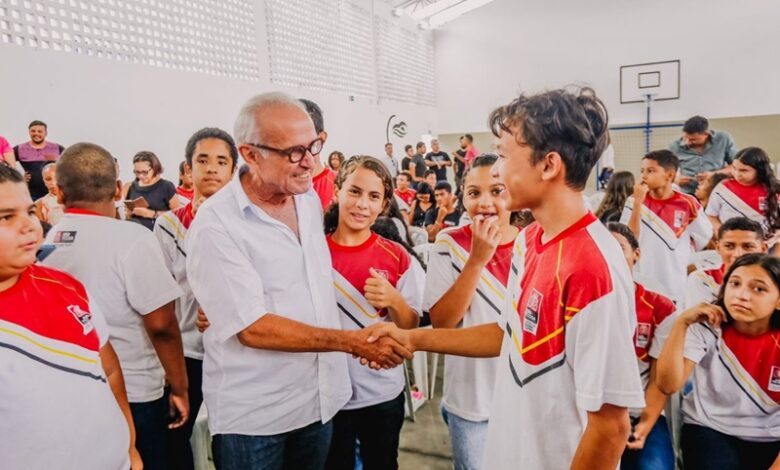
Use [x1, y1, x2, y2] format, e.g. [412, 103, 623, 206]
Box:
[186, 223, 270, 342]
[86, 288, 110, 348]
[619, 197, 634, 225]
[567, 293, 646, 412]
[396, 256, 425, 316]
[688, 209, 714, 251]
[704, 184, 724, 218]
[120, 232, 183, 316]
[152, 217, 175, 273]
[682, 323, 712, 363]
[648, 312, 677, 359]
[422, 240, 458, 312]
[685, 271, 716, 310]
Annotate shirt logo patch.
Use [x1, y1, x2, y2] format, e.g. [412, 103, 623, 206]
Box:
[636, 323, 651, 348]
[769, 366, 780, 393]
[523, 289, 543, 335]
[53, 231, 77, 244]
[673, 210, 686, 228]
[67, 305, 94, 335]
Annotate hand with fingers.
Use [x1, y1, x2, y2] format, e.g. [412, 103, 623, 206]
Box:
[167, 387, 190, 429]
[678, 302, 728, 329]
[469, 214, 502, 267]
[632, 181, 650, 204]
[352, 323, 413, 370]
[364, 268, 401, 312]
[196, 307, 210, 333]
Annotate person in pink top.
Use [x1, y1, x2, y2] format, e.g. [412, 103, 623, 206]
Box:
[463, 134, 480, 167]
[0, 135, 13, 166]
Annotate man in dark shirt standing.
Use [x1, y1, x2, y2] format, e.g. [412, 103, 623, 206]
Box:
[452, 135, 468, 191]
[425, 139, 452, 182]
[410, 141, 428, 188]
[401, 144, 414, 172]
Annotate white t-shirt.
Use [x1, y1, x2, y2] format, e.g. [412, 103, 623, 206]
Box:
[482, 213, 645, 469]
[705, 179, 768, 226]
[43, 211, 183, 402]
[657, 323, 780, 442]
[684, 265, 724, 309]
[154, 203, 203, 360]
[620, 191, 712, 304]
[327, 232, 424, 410]
[424, 225, 510, 421]
[0, 265, 129, 470]
[186, 169, 351, 436]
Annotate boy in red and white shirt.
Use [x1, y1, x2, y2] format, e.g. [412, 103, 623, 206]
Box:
[686, 217, 766, 308]
[394, 171, 416, 208]
[0, 164, 140, 469]
[365, 88, 644, 469]
[621, 150, 712, 305]
[154, 128, 237, 468]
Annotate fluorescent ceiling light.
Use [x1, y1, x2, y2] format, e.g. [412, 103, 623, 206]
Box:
[393, 0, 495, 29]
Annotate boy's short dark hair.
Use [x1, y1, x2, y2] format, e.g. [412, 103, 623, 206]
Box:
[57, 143, 118, 203]
[397, 171, 412, 182]
[718, 216, 765, 241]
[28, 120, 47, 129]
[404, 144, 413, 152]
[683, 116, 709, 134]
[0, 164, 24, 184]
[416, 141, 425, 150]
[434, 181, 453, 193]
[299, 98, 325, 135]
[184, 127, 238, 169]
[423, 169, 436, 178]
[463, 134, 474, 143]
[643, 149, 680, 172]
[606, 222, 639, 250]
[488, 87, 609, 191]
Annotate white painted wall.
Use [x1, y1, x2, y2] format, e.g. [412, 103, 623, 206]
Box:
[0, 1, 437, 182]
[434, 0, 780, 134]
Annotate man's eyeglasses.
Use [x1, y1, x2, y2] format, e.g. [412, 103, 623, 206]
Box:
[247, 138, 324, 164]
[133, 169, 152, 176]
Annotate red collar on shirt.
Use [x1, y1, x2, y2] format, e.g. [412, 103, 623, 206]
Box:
[535, 212, 597, 253]
[64, 207, 103, 217]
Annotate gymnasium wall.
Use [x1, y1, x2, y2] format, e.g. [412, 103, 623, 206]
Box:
[433, 0, 780, 135]
[0, 0, 437, 182]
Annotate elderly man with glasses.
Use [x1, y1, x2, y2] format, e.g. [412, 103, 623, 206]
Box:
[186, 92, 411, 469]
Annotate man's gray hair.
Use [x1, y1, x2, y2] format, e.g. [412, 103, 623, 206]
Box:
[233, 92, 307, 145]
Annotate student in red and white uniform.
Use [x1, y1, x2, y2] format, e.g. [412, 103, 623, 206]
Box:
[686, 217, 767, 308]
[621, 150, 713, 304]
[706, 147, 780, 239]
[426, 154, 519, 470]
[363, 88, 644, 469]
[322, 156, 424, 470]
[607, 222, 676, 470]
[394, 171, 416, 208]
[655, 253, 780, 469]
[0, 164, 141, 470]
[41, 143, 188, 470]
[154, 128, 237, 469]
[176, 160, 195, 205]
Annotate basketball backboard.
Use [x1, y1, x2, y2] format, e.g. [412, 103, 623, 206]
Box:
[620, 60, 680, 104]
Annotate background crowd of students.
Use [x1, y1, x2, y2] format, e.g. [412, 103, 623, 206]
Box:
[2, 90, 780, 470]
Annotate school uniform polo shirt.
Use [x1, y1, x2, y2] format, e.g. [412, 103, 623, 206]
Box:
[425, 225, 512, 421]
[482, 213, 644, 469]
[42, 209, 183, 403]
[0, 265, 129, 469]
[186, 168, 351, 436]
[620, 191, 713, 305]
